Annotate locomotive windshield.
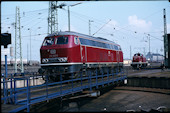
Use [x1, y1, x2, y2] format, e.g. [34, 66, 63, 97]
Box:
[43, 37, 54, 46]
[55, 36, 68, 44]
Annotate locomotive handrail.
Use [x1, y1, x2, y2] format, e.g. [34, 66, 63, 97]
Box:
[1, 72, 39, 79]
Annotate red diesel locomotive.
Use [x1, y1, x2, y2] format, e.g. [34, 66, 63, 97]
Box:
[39, 31, 123, 81]
[131, 53, 148, 69]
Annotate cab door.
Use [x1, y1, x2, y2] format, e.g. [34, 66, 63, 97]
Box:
[81, 45, 86, 63]
[116, 51, 120, 66]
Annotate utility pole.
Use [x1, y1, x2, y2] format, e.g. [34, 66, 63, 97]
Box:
[130, 45, 132, 59]
[15, 6, 24, 73]
[67, 2, 82, 31]
[56, 2, 81, 32]
[89, 20, 93, 35]
[148, 34, 151, 61]
[68, 6, 70, 31]
[143, 47, 146, 57]
[27, 43, 29, 63]
[148, 34, 150, 54]
[157, 49, 158, 62]
[163, 8, 168, 67]
[28, 28, 31, 63]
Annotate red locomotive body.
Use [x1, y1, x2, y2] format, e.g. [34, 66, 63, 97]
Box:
[39, 31, 123, 81]
[131, 53, 148, 69]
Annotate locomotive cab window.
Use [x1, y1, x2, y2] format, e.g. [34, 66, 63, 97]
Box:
[114, 45, 118, 50]
[43, 37, 54, 46]
[74, 37, 79, 45]
[55, 36, 68, 44]
[118, 46, 122, 50]
[79, 38, 88, 45]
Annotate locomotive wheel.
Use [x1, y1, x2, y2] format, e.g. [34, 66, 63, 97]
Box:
[73, 72, 80, 79]
[99, 67, 103, 75]
[48, 75, 60, 82]
[114, 67, 118, 74]
[136, 64, 139, 69]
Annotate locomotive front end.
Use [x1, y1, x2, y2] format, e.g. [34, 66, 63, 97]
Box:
[40, 36, 69, 64]
[131, 53, 148, 69]
[39, 33, 82, 81]
[39, 35, 71, 81]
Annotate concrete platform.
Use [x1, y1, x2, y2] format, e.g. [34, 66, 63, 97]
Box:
[127, 69, 170, 89]
[128, 69, 170, 78]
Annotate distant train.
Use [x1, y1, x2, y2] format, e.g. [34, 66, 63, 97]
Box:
[131, 53, 148, 69]
[145, 52, 164, 63]
[39, 31, 123, 81]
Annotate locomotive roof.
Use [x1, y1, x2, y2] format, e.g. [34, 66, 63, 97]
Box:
[47, 31, 117, 45]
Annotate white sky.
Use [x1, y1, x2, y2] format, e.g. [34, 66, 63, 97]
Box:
[1, 1, 170, 61]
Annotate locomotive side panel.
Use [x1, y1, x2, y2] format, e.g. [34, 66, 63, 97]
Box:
[85, 45, 115, 62]
[83, 43, 123, 68]
[80, 46, 86, 63]
[68, 36, 81, 63]
[86, 46, 103, 62]
[119, 51, 123, 62]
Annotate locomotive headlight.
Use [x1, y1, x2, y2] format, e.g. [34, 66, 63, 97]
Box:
[63, 57, 67, 62]
[58, 57, 67, 62]
[58, 58, 63, 62]
[42, 58, 49, 63]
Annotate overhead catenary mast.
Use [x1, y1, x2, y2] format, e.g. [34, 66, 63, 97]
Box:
[89, 20, 94, 36]
[15, 6, 24, 73]
[48, 1, 67, 34]
[163, 8, 168, 67]
[48, 1, 58, 34]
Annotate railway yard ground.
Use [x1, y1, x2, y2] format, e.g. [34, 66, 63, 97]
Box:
[40, 67, 170, 112]
[1, 65, 170, 112]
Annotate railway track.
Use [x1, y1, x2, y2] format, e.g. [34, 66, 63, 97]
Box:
[113, 86, 170, 95]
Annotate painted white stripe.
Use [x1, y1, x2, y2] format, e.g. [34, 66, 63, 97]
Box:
[131, 62, 148, 64]
[40, 63, 83, 66]
[86, 62, 123, 64]
[40, 62, 123, 66]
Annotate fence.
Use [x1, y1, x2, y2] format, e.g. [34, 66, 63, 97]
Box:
[1, 67, 127, 112]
